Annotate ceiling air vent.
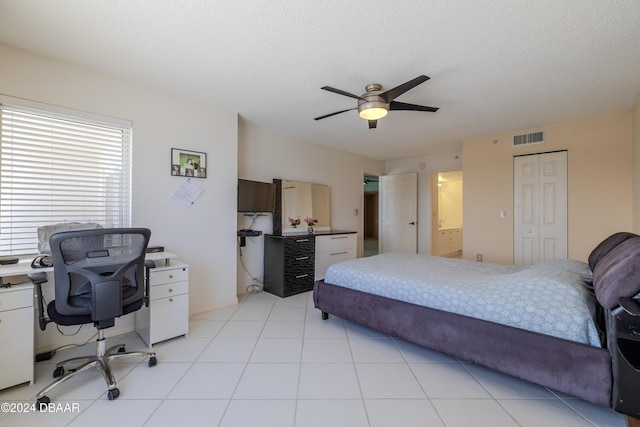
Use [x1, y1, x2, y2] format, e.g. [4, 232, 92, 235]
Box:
[513, 131, 544, 147]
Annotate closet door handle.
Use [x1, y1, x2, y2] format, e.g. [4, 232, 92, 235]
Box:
[330, 251, 348, 256]
[295, 274, 309, 279]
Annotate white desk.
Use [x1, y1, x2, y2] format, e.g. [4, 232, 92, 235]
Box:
[0, 251, 180, 390]
[0, 251, 178, 283]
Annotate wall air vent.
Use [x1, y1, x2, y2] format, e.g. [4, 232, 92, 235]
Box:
[513, 131, 544, 147]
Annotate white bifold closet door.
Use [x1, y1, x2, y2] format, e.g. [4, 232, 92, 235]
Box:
[513, 151, 567, 265]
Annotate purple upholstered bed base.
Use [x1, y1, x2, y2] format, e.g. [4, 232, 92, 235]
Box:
[313, 232, 640, 417]
[313, 280, 613, 407]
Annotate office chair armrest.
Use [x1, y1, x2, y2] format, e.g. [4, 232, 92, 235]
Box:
[144, 260, 155, 307]
[28, 272, 52, 331]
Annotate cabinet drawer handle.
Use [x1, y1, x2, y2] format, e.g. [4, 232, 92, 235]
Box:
[295, 239, 310, 243]
[331, 236, 348, 239]
[295, 274, 309, 279]
[168, 288, 173, 293]
[295, 256, 309, 261]
[168, 275, 174, 279]
[169, 298, 173, 302]
[330, 251, 348, 256]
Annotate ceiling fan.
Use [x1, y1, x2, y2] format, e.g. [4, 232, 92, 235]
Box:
[314, 75, 439, 129]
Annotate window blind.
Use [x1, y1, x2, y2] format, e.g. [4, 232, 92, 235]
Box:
[0, 102, 132, 256]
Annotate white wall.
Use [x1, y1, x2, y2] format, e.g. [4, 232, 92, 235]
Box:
[385, 152, 463, 254]
[0, 44, 239, 350]
[464, 114, 632, 264]
[237, 120, 384, 294]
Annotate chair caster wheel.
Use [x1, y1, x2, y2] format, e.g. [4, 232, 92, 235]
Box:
[148, 356, 157, 367]
[107, 388, 120, 400]
[37, 396, 50, 408]
[53, 366, 65, 378]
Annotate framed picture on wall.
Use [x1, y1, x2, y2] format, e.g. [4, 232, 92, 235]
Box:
[171, 148, 207, 178]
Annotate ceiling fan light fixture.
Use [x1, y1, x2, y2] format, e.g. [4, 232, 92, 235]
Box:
[358, 101, 389, 120]
[316, 75, 437, 127]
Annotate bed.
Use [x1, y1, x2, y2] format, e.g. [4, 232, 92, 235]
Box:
[313, 232, 640, 418]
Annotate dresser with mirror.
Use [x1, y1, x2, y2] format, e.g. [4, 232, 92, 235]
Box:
[263, 179, 356, 297]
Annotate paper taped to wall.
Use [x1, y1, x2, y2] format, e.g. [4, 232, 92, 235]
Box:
[171, 178, 203, 208]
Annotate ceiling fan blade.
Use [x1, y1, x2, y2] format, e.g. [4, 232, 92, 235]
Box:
[389, 101, 439, 112]
[379, 75, 430, 103]
[368, 120, 377, 129]
[321, 86, 365, 100]
[314, 108, 357, 120]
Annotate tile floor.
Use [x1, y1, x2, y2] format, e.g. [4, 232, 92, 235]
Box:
[0, 290, 629, 427]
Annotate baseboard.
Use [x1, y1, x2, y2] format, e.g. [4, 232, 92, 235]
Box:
[189, 297, 239, 317]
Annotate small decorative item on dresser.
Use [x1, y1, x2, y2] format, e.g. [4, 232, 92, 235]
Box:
[304, 217, 318, 234]
[288, 217, 301, 228]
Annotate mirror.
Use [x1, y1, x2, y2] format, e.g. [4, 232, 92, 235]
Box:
[273, 179, 331, 233]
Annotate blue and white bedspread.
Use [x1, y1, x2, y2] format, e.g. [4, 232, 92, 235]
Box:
[324, 253, 601, 347]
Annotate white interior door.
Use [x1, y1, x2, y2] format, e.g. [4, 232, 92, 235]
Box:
[514, 151, 567, 265]
[379, 173, 418, 254]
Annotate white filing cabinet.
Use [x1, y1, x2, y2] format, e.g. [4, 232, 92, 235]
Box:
[0, 284, 34, 390]
[315, 233, 357, 280]
[136, 261, 189, 347]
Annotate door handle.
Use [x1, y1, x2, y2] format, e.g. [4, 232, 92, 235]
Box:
[409, 221, 416, 225]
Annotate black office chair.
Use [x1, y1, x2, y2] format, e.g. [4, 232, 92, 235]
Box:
[34, 228, 157, 404]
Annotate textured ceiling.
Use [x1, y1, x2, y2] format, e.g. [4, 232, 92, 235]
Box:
[1, 0, 639, 161]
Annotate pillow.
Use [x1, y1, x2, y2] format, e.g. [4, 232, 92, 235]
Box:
[588, 232, 638, 270]
[592, 236, 640, 309]
[37, 222, 103, 254]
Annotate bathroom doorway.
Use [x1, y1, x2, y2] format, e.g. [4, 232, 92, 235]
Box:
[431, 171, 463, 257]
